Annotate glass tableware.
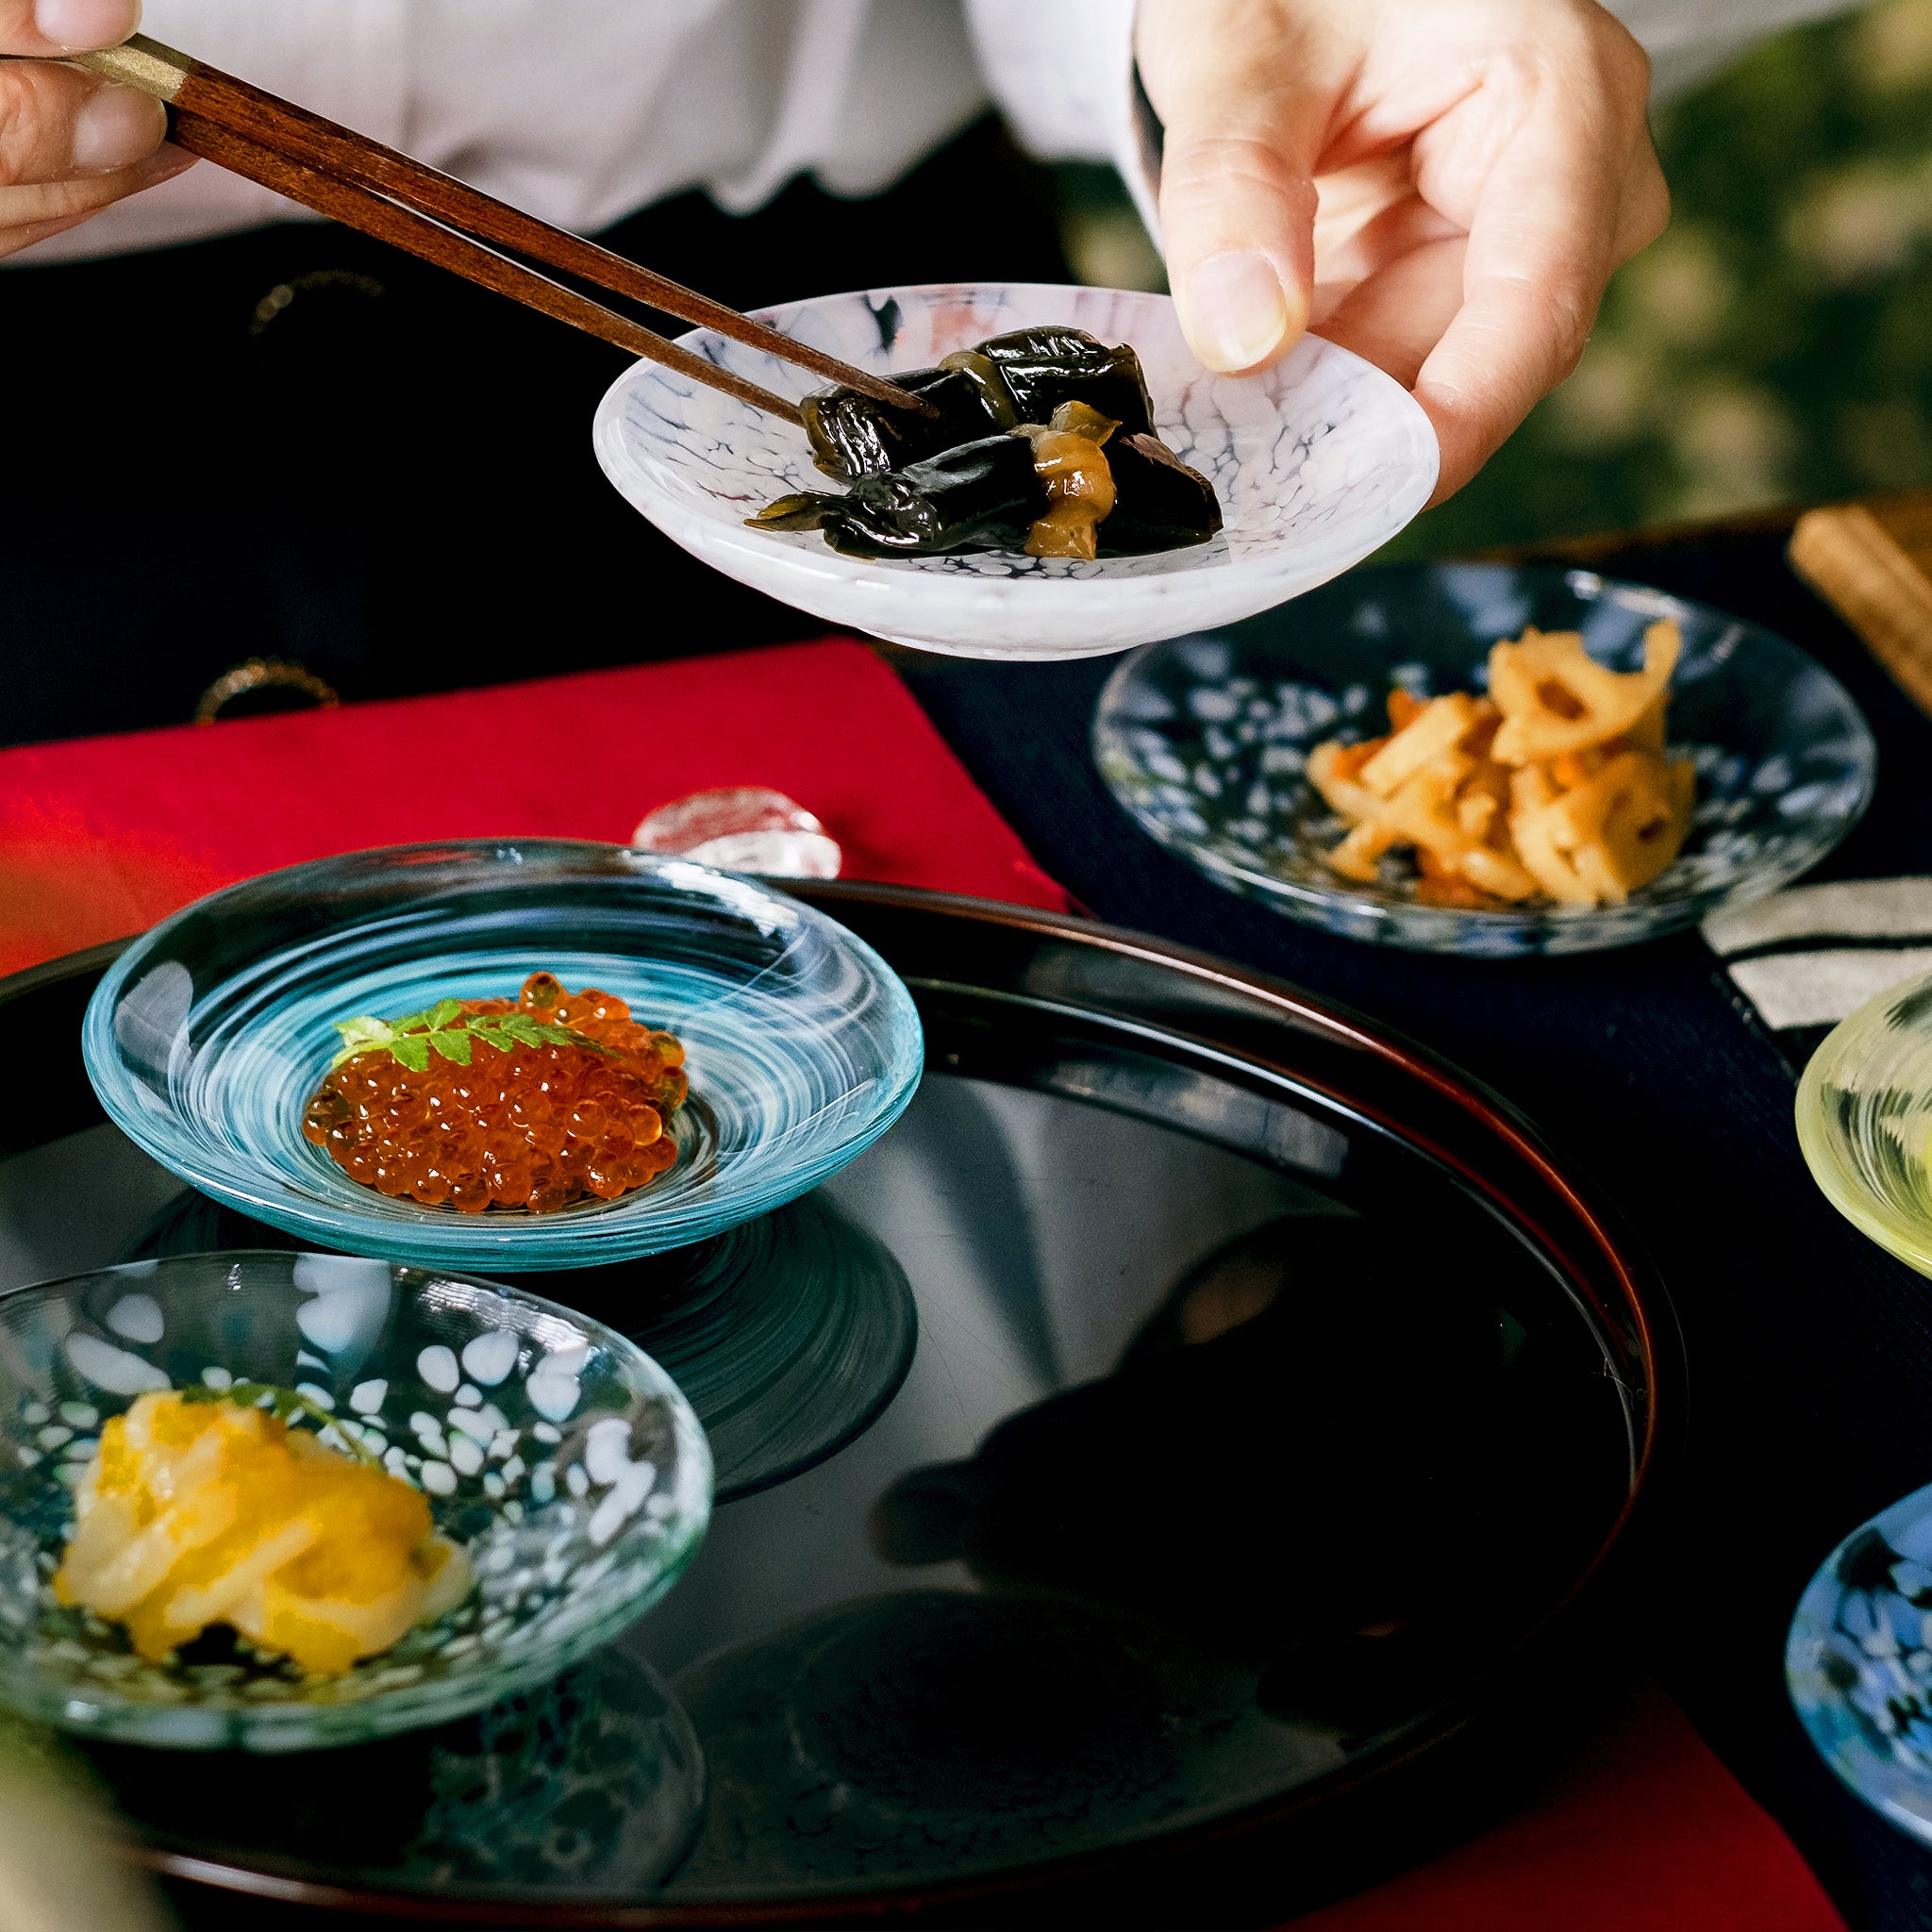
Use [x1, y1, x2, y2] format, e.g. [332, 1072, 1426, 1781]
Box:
[6, 888, 1667, 1913]
[81, 841, 924, 1271]
[1796, 967, 1932, 1277]
[632, 787, 842, 879]
[1789, 1477, 1932, 1844]
[593, 282, 1438, 662]
[0, 1251, 711, 1751]
[1092, 562, 1876, 957]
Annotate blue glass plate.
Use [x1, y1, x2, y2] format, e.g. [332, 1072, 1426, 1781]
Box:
[1092, 563, 1876, 957]
[82, 842, 924, 1270]
[1789, 1480, 1932, 1845]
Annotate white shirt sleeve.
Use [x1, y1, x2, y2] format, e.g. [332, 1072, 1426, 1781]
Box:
[962, 0, 1158, 229]
[8, 0, 1872, 270]
[12, 0, 992, 266]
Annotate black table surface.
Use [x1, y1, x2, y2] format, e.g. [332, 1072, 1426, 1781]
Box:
[899, 526, 1932, 1932]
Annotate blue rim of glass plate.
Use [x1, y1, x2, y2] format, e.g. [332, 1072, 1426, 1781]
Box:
[79, 842, 924, 1271]
[1789, 1478, 1932, 1847]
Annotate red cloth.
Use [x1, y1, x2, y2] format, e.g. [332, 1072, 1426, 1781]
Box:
[1289, 1687, 1844, 1932]
[0, 637, 1845, 1931]
[0, 639, 1068, 974]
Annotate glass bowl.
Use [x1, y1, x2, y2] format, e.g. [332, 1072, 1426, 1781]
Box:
[593, 282, 1438, 661]
[82, 841, 924, 1271]
[1789, 1476, 1932, 1844]
[0, 1251, 711, 1751]
[1797, 968, 1932, 1277]
[1092, 563, 1876, 957]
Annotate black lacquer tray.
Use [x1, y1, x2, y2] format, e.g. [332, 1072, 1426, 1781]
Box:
[0, 887, 1675, 1924]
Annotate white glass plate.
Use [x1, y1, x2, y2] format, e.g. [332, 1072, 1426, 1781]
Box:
[593, 282, 1438, 661]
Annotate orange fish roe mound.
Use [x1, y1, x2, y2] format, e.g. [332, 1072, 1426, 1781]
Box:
[303, 973, 688, 1213]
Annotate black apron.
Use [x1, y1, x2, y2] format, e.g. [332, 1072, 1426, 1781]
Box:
[0, 117, 1069, 747]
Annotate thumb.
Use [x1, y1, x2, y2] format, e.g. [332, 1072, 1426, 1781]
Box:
[1138, 0, 1324, 374]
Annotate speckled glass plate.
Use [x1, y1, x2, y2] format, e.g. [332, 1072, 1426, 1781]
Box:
[1092, 563, 1876, 957]
[0, 1252, 710, 1751]
[1790, 1478, 1932, 1844]
[594, 282, 1438, 661]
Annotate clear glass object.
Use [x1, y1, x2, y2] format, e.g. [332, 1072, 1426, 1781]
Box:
[1091, 562, 1877, 958]
[632, 787, 842, 880]
[1796, 966, 1932, 1278]
[80, 842, 924, 1271]
[0, 1251, 711, 1751]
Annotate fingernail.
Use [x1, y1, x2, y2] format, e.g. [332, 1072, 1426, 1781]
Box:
[71, 83, 163, 172]
[34, 0, 139, 52]
[1182, 251, 1295, 374]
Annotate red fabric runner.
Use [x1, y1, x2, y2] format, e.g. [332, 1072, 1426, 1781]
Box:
[0, 639, 1069, 975]
[0, 638, 1844, 1930]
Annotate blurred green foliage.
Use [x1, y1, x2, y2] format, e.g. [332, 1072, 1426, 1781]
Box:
[1061, 0, 1932, 552]
[1399, 0, 1932, 554]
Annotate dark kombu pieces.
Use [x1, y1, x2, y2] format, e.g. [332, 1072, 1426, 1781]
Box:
[756, 434, 1043, 559]
[799, 362, 1008, 481]
[1100, 433, 1224, 556]
[969, 326, 1156, 443]
[758, 325, 1221, 562]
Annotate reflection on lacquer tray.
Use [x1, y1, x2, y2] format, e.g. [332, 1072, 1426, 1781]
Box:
[88, 1650, 703, 1901]
[666, 1206, 1632, 1890]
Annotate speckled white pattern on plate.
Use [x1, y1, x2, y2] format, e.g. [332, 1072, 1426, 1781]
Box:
[593, 283, 1439, 661]
[0, 1253, 711, 1751]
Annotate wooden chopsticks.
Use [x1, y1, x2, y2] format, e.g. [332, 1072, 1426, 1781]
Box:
[64, 35, 938, 430]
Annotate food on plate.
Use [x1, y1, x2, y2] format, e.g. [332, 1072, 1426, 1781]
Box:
[305, 972, 687, 1212]
[753, 325, 1221, 562]
[54, 1387, 472, 1674]
[1307, 620, 1695, 909]
[799, 325, 1157, 481]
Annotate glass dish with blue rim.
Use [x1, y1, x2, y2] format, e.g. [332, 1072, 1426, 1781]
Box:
[1789, 1479, 1932, 1845]
[1091, 563, 1876, 958]
[82, 842, 924, 1271]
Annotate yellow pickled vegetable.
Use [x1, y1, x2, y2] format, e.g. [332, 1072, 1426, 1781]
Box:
[55, 1390, 472, 1676]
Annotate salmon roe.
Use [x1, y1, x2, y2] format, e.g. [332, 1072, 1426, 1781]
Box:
[303, 973, 688, 1213]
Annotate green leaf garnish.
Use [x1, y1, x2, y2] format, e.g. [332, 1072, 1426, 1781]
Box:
[330, 1001, 614, 1071]
[391, 1035, 431, 1073]
[427, 1028, 473, 1065]
[179, 1382, 380, 1466]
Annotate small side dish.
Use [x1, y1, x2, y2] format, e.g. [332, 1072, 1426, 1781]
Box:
[305, 973, 688, 1213]
[749, 326, 1223, 561]
[55, 1388, 472, 1676]
[1308, 620, 1695, 909]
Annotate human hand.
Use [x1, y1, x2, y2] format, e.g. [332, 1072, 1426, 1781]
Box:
[1136, 0, 1669, 501]
[2, 0, 191, 261]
